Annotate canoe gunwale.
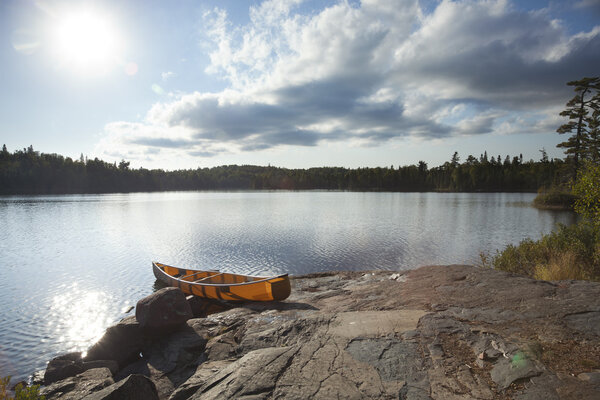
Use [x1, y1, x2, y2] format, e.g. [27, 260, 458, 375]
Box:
[152, 261, 289, 287]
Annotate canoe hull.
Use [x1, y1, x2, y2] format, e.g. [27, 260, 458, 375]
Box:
[152, 262, 291, 302]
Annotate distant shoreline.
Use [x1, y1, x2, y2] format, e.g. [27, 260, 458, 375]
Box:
[1, 146, 564, 195]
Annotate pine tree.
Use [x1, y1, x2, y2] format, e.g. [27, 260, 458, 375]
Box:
[584, 108, 600, 162]
[557, 77, 600, 175]
[451, 151, 460, 166]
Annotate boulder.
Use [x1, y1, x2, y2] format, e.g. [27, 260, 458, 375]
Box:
[82, 374, 159, 400]
[82, 360, 119, 375]
[136, 288, 193, 331]
[44, 352, 84, 385]
[115, 318, 210, 399]
[41, 367, 114, 400]
[140, 318, 209, 374]
[84, 316, 146, 368]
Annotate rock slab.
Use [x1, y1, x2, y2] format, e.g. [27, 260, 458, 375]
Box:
[37, 266, 600, 399]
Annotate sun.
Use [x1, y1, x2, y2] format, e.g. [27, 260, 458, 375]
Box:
[52, 8, 120, 75]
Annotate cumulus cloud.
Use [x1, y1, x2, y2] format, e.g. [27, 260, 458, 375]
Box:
[97, 0, 600, 163]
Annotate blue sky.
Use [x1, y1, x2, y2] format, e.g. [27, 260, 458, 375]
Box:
[1, 0, 599, 170]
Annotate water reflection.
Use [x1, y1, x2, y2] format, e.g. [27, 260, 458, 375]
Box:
[48, 285, 112, 354]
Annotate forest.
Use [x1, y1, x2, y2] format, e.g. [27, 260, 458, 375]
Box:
[0, 144, 564, 195]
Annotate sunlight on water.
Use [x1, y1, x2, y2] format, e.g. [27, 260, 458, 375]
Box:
[48, 285, 112, 354]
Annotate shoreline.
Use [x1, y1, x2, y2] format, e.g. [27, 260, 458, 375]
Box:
[29, 265, 600, 399]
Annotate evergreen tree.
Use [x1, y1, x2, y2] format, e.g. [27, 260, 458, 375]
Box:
[585, 108, 600, 162]
[451, 152, 460, 166]
[556, 77, 600, 175]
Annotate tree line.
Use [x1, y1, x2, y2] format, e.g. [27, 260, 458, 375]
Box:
[3, 76, 596, 196]
[0, 144, 565, 195]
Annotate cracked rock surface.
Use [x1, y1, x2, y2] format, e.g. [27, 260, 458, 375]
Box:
[39, 265, 600, 399]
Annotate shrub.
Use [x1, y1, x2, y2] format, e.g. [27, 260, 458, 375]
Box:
[483, 222, 600, 281]
[573, 163, 600, 226]
[0, 377, 45, 400]
[533, 188, 577, 210]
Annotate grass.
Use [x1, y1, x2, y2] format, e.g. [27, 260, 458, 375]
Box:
[481, 221, 600, 281]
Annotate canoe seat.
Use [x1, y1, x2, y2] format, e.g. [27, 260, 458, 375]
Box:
[194, 273, 224, 283]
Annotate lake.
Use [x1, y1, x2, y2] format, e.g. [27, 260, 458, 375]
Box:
[0, 191, 575, 382]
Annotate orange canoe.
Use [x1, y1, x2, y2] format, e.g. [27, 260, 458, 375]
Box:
[152, 261, 291, 301]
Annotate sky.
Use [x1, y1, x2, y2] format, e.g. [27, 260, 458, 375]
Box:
[1, 0, 599, 170]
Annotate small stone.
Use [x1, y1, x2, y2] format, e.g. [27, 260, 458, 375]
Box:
[577, 371, 600, 384]
[484, 348, 502, 360]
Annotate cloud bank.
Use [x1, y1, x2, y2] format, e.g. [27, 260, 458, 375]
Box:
[97, 0, 600, 164]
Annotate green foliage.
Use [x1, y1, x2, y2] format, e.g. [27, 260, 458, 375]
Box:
[533, 188, 577, 210]
[0, 376, 45, 400]
[556, 77, 600, 176]
[0, 376, 9, 400]
[0, 146, 565, 195]
[482, 222, 600, 281]
[573, 162, 600, 226]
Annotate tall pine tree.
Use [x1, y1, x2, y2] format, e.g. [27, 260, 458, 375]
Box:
[585, 108, 600, 162]
[556, 77, 600, 175]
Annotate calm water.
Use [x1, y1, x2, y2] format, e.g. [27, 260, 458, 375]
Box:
[0, 191, 575, 382]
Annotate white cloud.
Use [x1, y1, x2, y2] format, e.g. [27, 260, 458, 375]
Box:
[161, 71, 176, 81]
[97, 0, 600, 165]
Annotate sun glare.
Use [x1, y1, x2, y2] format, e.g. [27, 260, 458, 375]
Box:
[52, 9, 120, 75]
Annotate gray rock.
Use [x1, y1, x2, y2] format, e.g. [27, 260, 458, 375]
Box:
[38, 265, 600, 400]
[346, 338, 430, 399]
[564, 311, 600, 336]
[82, 374, 159, 400]
[578, 371, 600, 385]
[41, 367, 114, 400]
[189, 346, 296, 400]
[512, 375, 560, 400]
[186, 296, 231, 318]
[84, 316, 146, 368]
[136, 288, 193, 331]
[44, 352, 84, 385]
[82, 360, 119, 376]
[490, 353, 543, 390]
[169, 360, 232, 400]
[141, 318, 209, 375]
[111, 318, 210, 399]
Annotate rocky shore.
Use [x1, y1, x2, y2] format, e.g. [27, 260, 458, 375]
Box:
[34, 265, 600, 399]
